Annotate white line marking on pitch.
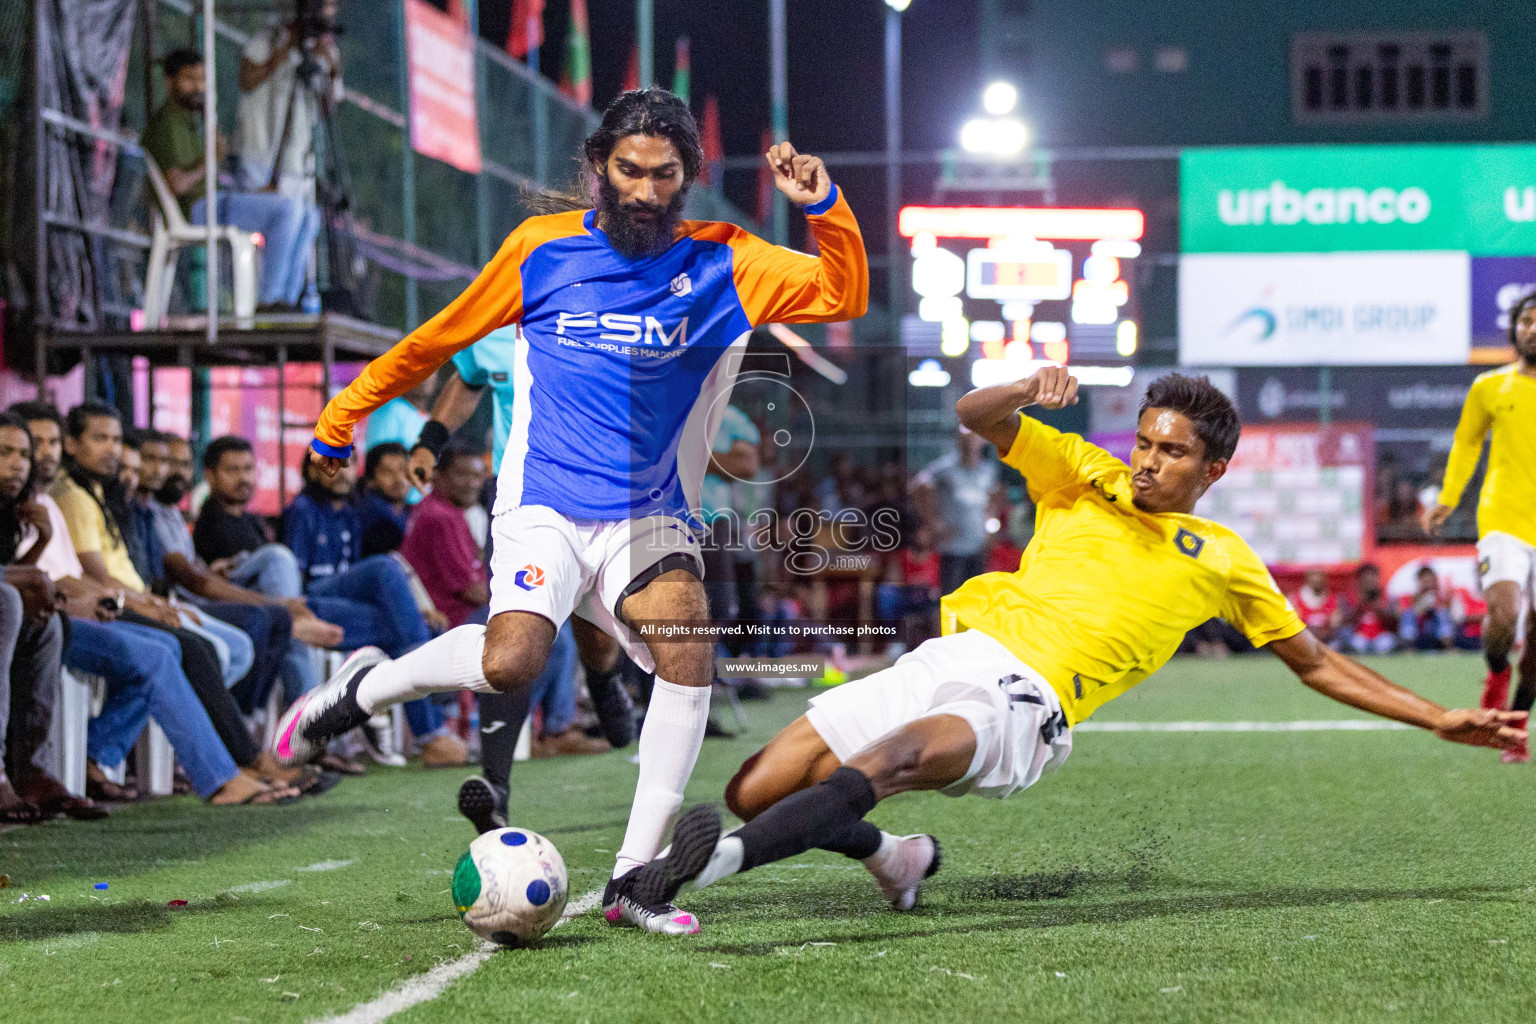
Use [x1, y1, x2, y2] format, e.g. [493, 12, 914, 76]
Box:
[296, 859, 357, 872]
[227, 879, 292, 894]
[1077, 720, 1413, 732]
[310, 886, 604, 1024]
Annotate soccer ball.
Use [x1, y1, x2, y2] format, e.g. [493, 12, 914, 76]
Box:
[452, 827, 568, 947]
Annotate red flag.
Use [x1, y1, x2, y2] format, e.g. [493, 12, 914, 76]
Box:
[756, 128, 775, 225]
[559, 0, 592, 105]
[506, 0, 545, 58]
[700, 94, 723, 185]
[622, 43, 640, 93]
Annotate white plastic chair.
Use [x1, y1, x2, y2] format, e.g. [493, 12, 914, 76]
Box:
[54, 669, 95, 797]
[66, 671, 174, 797]
[141, 153, 260, 328]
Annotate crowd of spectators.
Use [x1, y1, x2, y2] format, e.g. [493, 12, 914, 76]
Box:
[1289, 563, 1483, 656]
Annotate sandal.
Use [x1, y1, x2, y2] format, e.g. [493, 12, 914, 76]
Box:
[208, 774, 301, 806]
[0, 780, 42, 824]
[16, 774, 110, 821]
[316, 752, 366, 776]
[85, 762, 140, 803]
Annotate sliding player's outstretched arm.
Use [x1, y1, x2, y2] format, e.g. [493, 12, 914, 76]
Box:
[1269, 630, 1528, 749]
[310, 230, 528, 470]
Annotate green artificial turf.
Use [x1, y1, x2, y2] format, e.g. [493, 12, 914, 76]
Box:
[4, 652, 1535, 1023]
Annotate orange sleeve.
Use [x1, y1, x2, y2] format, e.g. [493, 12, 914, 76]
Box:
[718, 186, 868, 327]
[313, 228, 529, 454]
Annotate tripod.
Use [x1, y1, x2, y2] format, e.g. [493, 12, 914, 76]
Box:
[265, 36, 360, 316]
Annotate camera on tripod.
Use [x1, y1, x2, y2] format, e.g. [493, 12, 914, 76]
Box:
[293, 0, 344, 43]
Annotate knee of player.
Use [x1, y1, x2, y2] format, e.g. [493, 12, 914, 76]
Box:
[725, 759, 773, 820]
[481, 646, 548, 693]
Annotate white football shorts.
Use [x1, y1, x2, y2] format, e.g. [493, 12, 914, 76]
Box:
[1477, 531, 1536, 597]
[806, 629, 1072, 800]
[487, 505, 704, 673]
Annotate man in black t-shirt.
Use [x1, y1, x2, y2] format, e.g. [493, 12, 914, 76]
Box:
[193, 438, 308, 605]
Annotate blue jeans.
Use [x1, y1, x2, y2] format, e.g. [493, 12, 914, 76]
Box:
[528, 621, 578, 734]
[178, 610, 254, 687]
[305, 556, 431, 657]
[190, 191, 315, 307]
[71, 619, 240, 799]
[224, 544, 320, 701]
[306, 556, 440, 739]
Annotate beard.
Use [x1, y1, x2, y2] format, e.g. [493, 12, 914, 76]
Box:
[155, 475, 190, 506]
[596, 176, 687, 259]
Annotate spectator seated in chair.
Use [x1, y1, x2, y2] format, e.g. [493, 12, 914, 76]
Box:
[0, 413, 108, 822]
[142, 48, 315, 313]
[9, 402, 296, 807]
[356, 442, 411, 558]
[133, 431, 344, 712]
[47, 406, 311, 800]
[281, 448, 465, 767]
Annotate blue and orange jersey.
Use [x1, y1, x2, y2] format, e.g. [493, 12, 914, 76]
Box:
[315, 187, 866, 520]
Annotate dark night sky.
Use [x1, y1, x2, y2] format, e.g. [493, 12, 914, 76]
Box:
[476, 1, 987, 237]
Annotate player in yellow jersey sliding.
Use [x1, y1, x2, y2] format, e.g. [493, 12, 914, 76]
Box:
[617, 367, 1528, 914]
[1424, 292, 1536, 762]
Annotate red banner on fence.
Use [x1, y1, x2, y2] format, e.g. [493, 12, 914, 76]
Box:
[403, 0, 482, 174]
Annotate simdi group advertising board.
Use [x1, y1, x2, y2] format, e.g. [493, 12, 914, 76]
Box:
[1179, 145, 1536, 366]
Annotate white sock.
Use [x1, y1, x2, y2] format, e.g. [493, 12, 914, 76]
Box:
[690, 836, 744, 890]
[355, 625, 494, 714]
[861, 831, 903, 873]
[612, 678, 711, 878]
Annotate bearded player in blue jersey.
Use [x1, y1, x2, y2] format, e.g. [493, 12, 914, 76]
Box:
[273, 88, 868, 935]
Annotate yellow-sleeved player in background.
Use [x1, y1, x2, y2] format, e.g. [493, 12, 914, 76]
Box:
[1425, 292, 1536, 762]
[616, 368, 1527, 916]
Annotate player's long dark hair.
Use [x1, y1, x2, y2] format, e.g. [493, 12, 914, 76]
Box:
[524, 87, 703, 216]
[1140, 374, 1242, 463]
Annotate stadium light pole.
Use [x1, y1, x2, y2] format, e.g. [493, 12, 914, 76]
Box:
[885, 0, 910, 328]
[202, 0, 218, 345]
[637, 0, 654, 88]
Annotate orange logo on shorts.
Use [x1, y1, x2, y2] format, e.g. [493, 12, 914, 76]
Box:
[514, 565, 546, 591]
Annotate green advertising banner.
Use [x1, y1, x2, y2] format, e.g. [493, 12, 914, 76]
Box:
[1181, 145, 1536, 254]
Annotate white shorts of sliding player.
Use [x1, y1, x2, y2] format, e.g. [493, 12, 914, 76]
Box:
[806, 629, 1073, 800]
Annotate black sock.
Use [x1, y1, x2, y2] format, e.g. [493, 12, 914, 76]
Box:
[1488, 651, 1511, 675]
[476, 687, 533, 794]
[822, 820, 884, 860]
[735, 766, 879, 873]
[1513, 679, 1536, 715]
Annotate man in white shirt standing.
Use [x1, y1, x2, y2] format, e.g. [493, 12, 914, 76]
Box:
[233, 2, 342, 306]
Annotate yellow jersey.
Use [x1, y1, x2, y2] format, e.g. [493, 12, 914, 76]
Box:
[941, 415, 1304, 725]
[1438, 363, 1536, 549]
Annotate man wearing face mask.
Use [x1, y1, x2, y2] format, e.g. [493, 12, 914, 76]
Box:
[277, 87, 867, 936]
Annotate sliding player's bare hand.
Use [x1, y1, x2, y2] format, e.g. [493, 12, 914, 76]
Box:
[1433, 707, 1528, 750]
[1019, 365, 1079, 410]
[766, 142, 832, 207]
